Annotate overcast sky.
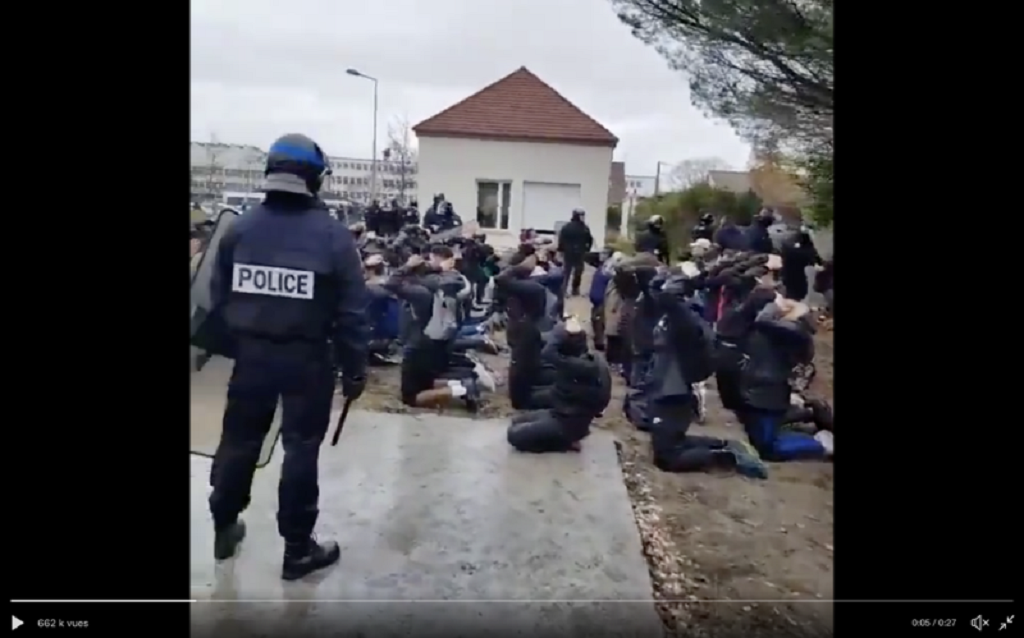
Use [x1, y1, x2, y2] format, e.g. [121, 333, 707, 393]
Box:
[190, 0, 751, 176]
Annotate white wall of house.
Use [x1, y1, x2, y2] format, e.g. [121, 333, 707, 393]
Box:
[417, 136, 612, 250]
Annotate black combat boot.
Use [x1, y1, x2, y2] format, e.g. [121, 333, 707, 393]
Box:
[213, 520, 246, 561]
[282, 537, 341, 581]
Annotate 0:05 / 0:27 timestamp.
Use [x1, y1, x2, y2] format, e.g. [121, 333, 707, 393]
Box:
[911, 619, 957, 628]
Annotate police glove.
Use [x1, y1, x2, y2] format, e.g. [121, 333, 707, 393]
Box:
[342, 375, 367, 401]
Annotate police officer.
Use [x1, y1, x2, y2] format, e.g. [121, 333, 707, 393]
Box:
[556, 208, 593, 297]
[635, 215, 670, 262]
[746, 208, 776, 254]
[691, 213, 715, 242]
[207, 133, 369, 581]
[402, 199, 420, 226]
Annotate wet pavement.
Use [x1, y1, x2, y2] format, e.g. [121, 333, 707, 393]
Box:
[190, 410, 662, 638]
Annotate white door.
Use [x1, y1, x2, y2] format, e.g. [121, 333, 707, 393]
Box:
[522, 182, 582, 233]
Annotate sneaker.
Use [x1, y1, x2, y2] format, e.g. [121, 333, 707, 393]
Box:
[282, 536, 341, 581]
[814, 430, 834, 457]
[724, 440, 769, 479]
[694, 382, 708, 423]
[213, 520, 246, 561]
[473, 363, 497, 393]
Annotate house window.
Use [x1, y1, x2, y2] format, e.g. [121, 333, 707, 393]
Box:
[476, 180, 511, 230]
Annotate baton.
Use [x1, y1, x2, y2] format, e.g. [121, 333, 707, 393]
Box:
[329, 397, 355, 446]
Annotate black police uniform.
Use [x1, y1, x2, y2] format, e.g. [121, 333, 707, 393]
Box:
[557, 209, 593, 296]
[207, 133, 369, 580]
[635, 223, 670, 262]
[692, 214, 715, 242]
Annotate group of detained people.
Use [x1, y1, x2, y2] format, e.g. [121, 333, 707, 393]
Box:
[370, 235, 611, 452]
[499, 228, 834, 478]
[374, 222, 834, 478]
[588, 214, 834, 478]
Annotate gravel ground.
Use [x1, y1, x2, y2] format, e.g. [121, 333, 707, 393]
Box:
[357, 269, 834, 636]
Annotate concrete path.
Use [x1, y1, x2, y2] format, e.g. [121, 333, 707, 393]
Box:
[191, 411, 663, 638]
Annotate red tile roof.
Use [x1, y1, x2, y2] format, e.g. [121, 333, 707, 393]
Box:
[413, 67, 618, 148]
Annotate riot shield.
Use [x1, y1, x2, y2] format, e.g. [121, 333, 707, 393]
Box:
[191, 208, 238, 327]
[190, 209, 281, 468]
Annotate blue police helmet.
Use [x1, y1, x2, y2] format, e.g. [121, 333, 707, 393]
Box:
[263, 133, 332, 196]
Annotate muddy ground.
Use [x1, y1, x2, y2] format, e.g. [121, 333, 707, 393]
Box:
[357, 270, 834, 636]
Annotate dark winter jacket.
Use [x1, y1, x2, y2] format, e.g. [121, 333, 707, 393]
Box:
[645, 292, 711, 400]
[691, 223, 714, 242]
[745, 223, 774, 254]
[635, 229, 670, 261]
[495, 265, 551, 350]
[546, 330, 612, 421]
[423, 205, 463, 232]
[714, 224, 747, 251]
[739, 302, 816, 411]
[557, 219, 593, 256]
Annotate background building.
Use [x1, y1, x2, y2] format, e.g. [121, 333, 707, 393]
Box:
[190, 141, 418, 205]
[324, 156, 418, 204]
[413, 67, 616, 250]
[190, 142, 265, 201]
[620, 174, 657, 237]
[625, 174, 657, 199]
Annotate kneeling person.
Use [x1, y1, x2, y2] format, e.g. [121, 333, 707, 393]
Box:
[507, 317, 612, 453]
[384, 247, 481, 410]
[735, 296, 834, 460]
[496, 254, 559, 409]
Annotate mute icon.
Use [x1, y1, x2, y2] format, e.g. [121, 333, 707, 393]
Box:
[972, 616, 990, 632]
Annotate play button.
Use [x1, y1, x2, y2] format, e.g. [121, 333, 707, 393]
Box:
[13, 616, 23, 630]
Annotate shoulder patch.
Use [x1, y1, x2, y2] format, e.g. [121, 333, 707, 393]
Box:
[232, 263, 315, 300]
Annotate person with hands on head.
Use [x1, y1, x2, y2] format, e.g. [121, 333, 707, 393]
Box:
[497, 252, 560, 410]
[384, 246, 482, 411]
[731, 292, 833, 461]
[640, 269, 767, 478]
[507, 315, 612, 453]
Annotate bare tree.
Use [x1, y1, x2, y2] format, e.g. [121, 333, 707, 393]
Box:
[385, 116, 418, 204]
[666, 157, 731, 190]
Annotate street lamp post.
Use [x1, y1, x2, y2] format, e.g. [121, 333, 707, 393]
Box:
[653, 161, 672, 196]
[346, 68, 379, 202]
